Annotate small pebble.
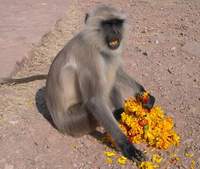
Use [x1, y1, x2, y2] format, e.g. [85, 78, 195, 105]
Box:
[142, 52, 148, 56]
[171, 47, 176, 51]
[155, 40, 159, 44]
[167, 68, 172, 74]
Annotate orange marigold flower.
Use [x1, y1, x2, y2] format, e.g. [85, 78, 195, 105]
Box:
[118, 97, 180, 150]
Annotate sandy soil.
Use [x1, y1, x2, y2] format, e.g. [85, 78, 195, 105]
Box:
[0, 0, 200, 169]
[0, 0, 69, 78]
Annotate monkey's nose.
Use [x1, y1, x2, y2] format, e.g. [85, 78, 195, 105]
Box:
[112, 26, 119, 34]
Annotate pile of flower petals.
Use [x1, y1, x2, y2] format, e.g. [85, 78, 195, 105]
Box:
[119, 97, 180, 150]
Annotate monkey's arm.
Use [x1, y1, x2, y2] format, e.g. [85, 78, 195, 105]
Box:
[116, 67, 155, 109]
[116, 67, 145, 95]
[110, 85, 124, 121]
[78, 70, 145, 162]
[0, 74, 47, 85]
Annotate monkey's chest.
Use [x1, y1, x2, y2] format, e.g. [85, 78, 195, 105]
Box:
[99, 55, 119, 96]
[103, 65, 118, 94]
[105, 68, 116, 83]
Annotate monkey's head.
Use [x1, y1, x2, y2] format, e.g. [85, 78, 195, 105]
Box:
[85, 5, 126, 50]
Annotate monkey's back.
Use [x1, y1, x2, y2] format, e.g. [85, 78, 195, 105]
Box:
[45, 34, 85, 117]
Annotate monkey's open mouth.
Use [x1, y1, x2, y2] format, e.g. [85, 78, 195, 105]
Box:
[107, 39, 120, 50]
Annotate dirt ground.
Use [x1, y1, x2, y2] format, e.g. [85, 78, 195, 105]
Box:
[0, 0, 200, 169]
[0, 0, 69, 78]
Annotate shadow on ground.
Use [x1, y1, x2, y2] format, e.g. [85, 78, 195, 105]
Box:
[35, 86, 55, 128]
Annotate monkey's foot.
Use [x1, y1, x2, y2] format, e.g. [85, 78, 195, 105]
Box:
[120, 141, 146, 163]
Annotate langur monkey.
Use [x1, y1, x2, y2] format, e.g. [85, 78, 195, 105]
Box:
[46, 5, 155, 162]
[1, 5, 155, 162]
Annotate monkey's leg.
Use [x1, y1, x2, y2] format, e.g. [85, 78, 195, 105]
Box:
[110, 86, 124, 121]
[86, 97, 145, 162]
[59, 103, 98, 137]
[79, 70, 146, 162]
[48, 66, 98, 137]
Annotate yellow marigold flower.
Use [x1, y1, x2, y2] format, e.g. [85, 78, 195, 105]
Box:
[118, 97, 180, 150]
[131, 134, 143, 144]
[150, 106, 164, 119]
[139, 161, 158, 169]
[129, 125, 143, 135]
[117, 156, 127, 165]
[190, 160, 195, 169]
[184, 152, 193, 158]
[152, 154, 163, 163]
[104, 151, 116, 157]
[155, 138, 170, 149]
[119, 124, 128, 135]
[144, 130, 155, 143]
[173, 132, 180, 145]
[135, 109, 147, 118]
[106, 157, 113, 164]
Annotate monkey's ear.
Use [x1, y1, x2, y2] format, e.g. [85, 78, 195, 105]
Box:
[85, 13, 89, 24]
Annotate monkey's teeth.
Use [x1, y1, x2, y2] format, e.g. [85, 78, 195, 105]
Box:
[109, 41, 118, 46]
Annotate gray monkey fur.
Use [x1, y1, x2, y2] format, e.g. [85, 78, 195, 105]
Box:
[45, 5, 146, 162]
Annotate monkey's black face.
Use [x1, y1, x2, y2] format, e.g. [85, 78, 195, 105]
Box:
[101, 19, 124, 50]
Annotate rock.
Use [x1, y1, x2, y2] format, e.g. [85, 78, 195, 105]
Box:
[182, 41, 200, 57]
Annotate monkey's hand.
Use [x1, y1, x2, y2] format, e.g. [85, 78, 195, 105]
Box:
[136, 91, 155, 110]
[113, 107, 124, 121]
[120, 139, 147, 163]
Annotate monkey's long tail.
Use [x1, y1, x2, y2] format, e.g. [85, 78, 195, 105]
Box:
[0, 74, 47, 85]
